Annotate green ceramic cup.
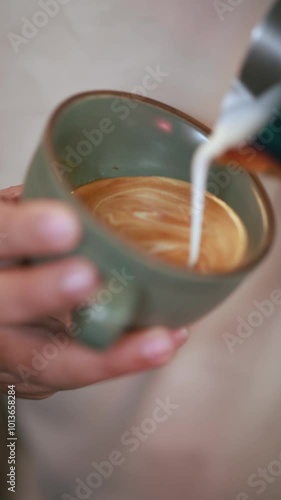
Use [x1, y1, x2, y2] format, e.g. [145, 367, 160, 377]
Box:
[23, 91, 275, 349]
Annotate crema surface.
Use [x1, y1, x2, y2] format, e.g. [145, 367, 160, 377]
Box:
[74, 176, 248, 273]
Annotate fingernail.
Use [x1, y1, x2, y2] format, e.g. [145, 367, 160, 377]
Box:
[173, 327, 189, 346]
[38, 209, 81, 247]
[60, 264, 98, 296]
[141, 328, 174, 364]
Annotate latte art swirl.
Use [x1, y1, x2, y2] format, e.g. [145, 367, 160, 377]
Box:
[73, 176, 248, 273]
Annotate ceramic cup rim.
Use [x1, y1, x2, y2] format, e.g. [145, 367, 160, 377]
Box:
[43, 90, 275, 282]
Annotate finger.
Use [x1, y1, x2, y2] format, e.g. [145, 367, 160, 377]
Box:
[0, 185, 22, 203]
[15, 393, 55, 400]
[0, 323, 189, 392]
[0, 200, 82, 258]
[15, 382, 55, 400]
[0, 321, 69, 373]
[0, 372, 20, 384]
[170, 327, 189, 349]
[36, 326, 187, 390]
[16, 393, 55, 400]
[0, 258, 99, 323]
[0, 382, 55, 400]
[24, 316, 67, 334]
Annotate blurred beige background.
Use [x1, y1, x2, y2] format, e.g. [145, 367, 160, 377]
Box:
[1, 1, 281, 499]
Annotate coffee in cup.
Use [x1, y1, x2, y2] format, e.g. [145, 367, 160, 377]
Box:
[73, 176, 248, 274]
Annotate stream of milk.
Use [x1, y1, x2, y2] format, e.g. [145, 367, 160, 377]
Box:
[189, 82, 281, 267]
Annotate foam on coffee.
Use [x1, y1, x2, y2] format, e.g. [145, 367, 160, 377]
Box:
[73, 176, 248, 274]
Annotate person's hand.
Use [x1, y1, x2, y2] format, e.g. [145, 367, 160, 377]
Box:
[0, 186, 188, 399]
